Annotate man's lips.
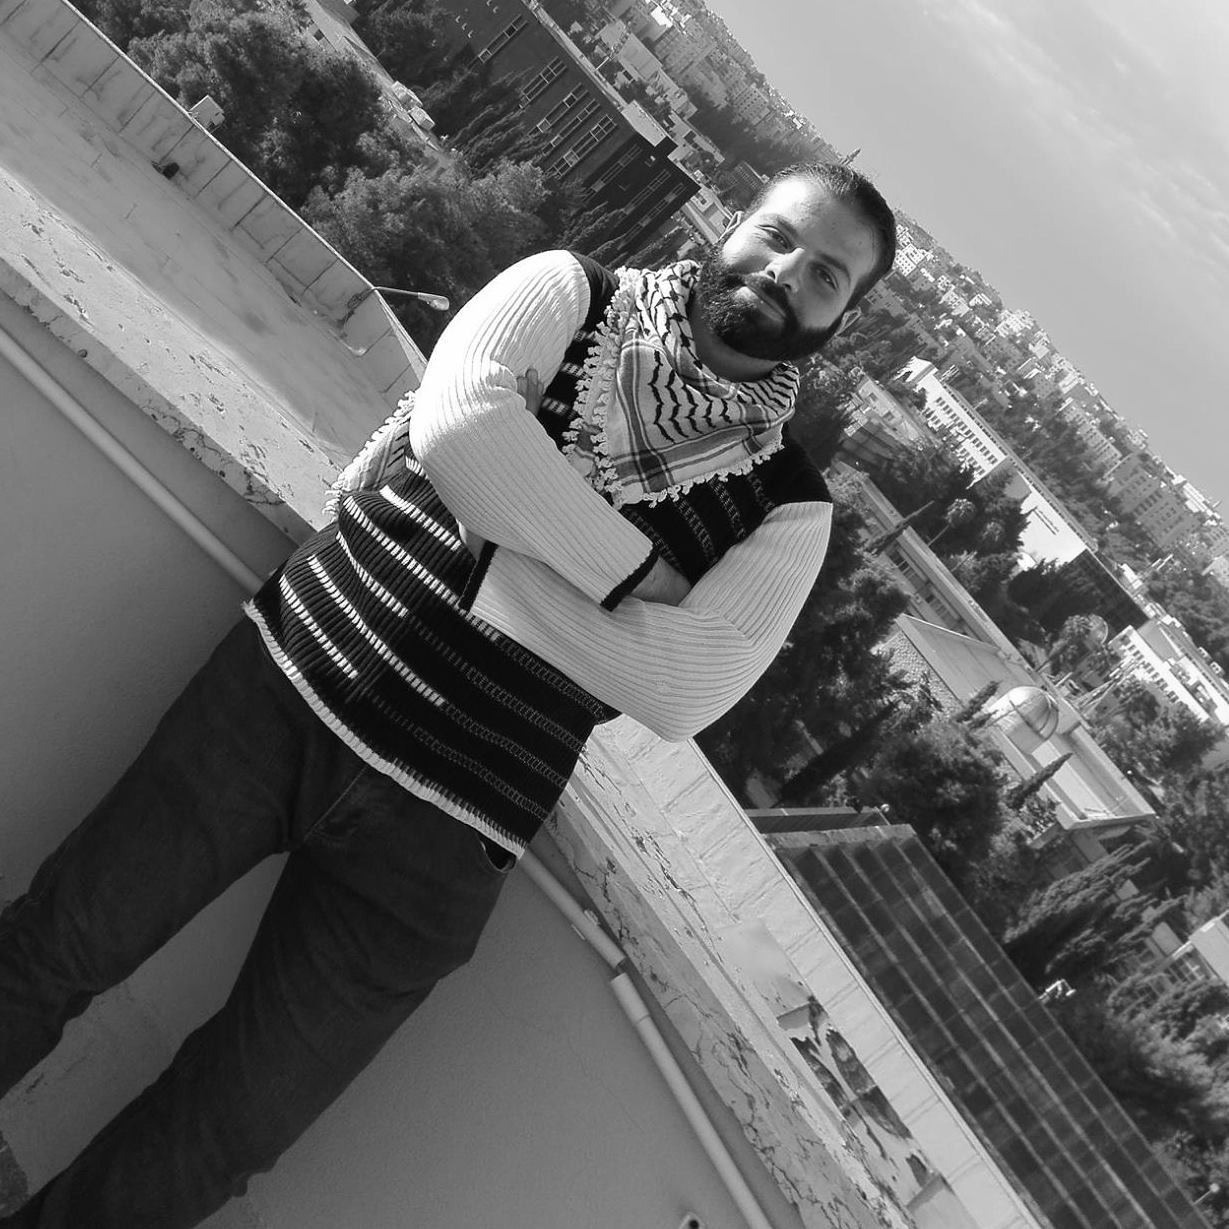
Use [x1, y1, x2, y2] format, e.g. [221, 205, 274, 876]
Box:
[740, 281, 788, 322]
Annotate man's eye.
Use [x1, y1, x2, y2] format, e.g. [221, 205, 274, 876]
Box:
[815, 267, 837, 289]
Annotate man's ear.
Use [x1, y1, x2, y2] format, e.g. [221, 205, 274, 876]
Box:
[833, 306, 863, 337]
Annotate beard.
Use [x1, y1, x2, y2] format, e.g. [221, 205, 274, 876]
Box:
[693, 245, 843, 363]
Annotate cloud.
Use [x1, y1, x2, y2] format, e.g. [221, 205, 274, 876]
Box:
[925, 0, 1229, 297]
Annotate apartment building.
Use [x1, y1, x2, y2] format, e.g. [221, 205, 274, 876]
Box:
[443, 0, 698, 254]
[1104, 454, 1202, 551]
[899, 359, 1093, 565]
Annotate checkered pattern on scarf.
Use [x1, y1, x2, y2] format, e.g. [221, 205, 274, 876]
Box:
[566, 260, 801, 507]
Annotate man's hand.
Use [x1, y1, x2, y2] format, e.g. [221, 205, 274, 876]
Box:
[631, 557, 691, 606]
[517, 365, 688, 605]
[517, 367, 543, 417]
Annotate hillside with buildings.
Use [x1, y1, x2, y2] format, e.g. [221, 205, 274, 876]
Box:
[320, 0, 1229, 1216]
[13, 0, 1229, 1221]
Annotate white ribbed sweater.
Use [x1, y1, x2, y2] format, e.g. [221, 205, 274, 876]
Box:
[364, 248, 835, 740]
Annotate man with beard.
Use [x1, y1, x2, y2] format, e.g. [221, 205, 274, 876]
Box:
[0, 162, 895, 1229]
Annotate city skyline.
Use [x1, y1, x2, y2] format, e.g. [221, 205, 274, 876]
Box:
[702, 0, 1229, 513]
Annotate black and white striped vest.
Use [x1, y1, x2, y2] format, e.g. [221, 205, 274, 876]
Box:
[248, 255, 829, 854]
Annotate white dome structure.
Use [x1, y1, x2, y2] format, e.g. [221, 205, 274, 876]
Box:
[986, 686, 1061, 750]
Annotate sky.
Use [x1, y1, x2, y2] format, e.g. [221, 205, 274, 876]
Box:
[702, 0, 1229, 510]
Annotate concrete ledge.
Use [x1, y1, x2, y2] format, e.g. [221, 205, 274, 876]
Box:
[1, 0, 425, 408]
[556, 719, 915, 1229]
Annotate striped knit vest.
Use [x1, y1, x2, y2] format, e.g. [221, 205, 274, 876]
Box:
[248, 255, 829, 853]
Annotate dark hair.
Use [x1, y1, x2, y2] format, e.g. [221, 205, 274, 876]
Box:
[745, 161, 898, 306]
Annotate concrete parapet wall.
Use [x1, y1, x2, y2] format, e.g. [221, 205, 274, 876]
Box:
[0, 0, 423, 405]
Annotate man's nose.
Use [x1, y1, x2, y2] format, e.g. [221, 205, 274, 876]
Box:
[766, 246, 806, 291]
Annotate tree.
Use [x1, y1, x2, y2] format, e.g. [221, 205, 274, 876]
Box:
[774, 701, 899, 807]
[1048, 988, 1229, 1142]
[1142, 979, 1229, 1043]
[303, 159, 558, 350]
[74, 0, 194, 43]
[1090, 684, 1219, 793]
[925, 497, 976, 548]
[858, 719, 1006, 880]
[960, 825, 1046, 939]
[353, 0, 454, 89]
[786, 359, 861, 468]
[1185, 868, 1229, 930]
[130, 1, 384, 209]
[1146, 568, 1229, 675]
[945, 548, 1019, 604]
[419, 56, 513, 139]
[698, 473, 911, 799]
[953, 682, 999, 725]
[1005, 752, 1072, 810]
[1163, 770, 1229, 889]
[863, 500, 936, 555]
[858, 435, 972, 520]
[1041, 613, 1109, 675]
[1002, 846, 1166, 989]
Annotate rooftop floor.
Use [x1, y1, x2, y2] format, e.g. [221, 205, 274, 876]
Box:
[0, 7, 418, 536]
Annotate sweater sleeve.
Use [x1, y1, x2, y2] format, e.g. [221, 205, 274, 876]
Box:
[408, 249, 657, 607]
[468, 501, 833, 740]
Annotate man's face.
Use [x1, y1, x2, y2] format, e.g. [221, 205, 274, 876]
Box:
[695, 176, 880, 364]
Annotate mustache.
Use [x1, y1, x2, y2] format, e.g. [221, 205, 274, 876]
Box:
[736, 273, 792, 321]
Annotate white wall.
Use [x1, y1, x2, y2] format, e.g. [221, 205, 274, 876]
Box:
[0, 299, 795, 1228]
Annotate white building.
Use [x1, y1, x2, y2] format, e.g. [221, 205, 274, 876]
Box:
[898, 359, 1093, 565]
[304, 0, 447, 163]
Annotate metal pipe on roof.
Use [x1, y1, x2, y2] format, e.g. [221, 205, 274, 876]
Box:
[518, 849, 777, 1229]
[0, 324, 265, 594]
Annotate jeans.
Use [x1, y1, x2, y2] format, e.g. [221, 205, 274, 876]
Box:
[0, 618, 512, 1228]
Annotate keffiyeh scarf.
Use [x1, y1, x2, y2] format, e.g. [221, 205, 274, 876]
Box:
[565, 260, 800, 507]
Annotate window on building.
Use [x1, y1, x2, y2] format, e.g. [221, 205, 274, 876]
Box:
[1168, 949, 1212, 986]
[478, 15, 527, 61]
[540, 102, 601, 160]
[624, 169, 675, 215]
[561, 114, 616, 164]
[521, 57, 565, 105]
[536, 86, 587, 132]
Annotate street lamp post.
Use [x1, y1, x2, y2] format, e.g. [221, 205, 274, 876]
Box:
[373, 286, 450, 312]
[342, 286, 451, 322]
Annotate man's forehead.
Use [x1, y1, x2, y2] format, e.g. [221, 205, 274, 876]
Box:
[752, 176, 846, 223]
[747, 177, 879, 279]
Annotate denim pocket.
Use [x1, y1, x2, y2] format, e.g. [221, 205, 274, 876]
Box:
[474, 833, 516, 877]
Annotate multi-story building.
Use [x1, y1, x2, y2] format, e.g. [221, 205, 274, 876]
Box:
[725, 77, 773, 127]
[1135, 488, 1202, 552]
[441, 0, 698, 257]
[304, 0, 448, 163]
[1153, 913, 1229, 996]
[995, 305, 1037, 340]
[1081, 616, 1229, 767]
[677, 180, 733, 245]
[721, 159, 767, 205]
[768, 824, 1205, 1229]
[594, 19, 695, 118]
[1104, 454, 1202, 551]
[1058, 402, 1123, 474]
[1104, 451, 1162, 507]
[894, 237, 929, 276]
[1200, 518, 1229, 560]
[985, 332, 1026, 370]
[899, 359, 1094, 565]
